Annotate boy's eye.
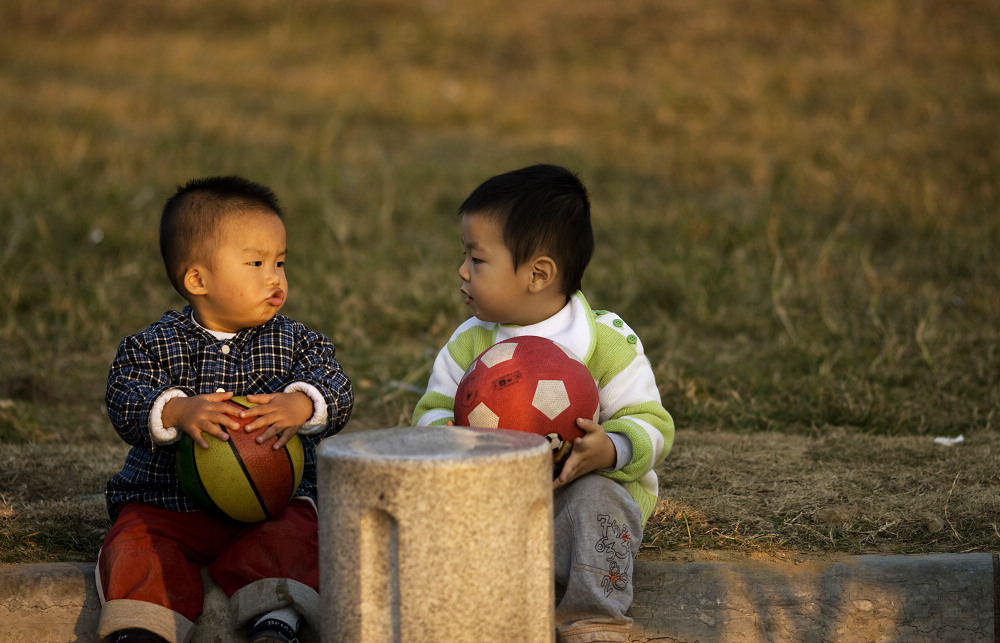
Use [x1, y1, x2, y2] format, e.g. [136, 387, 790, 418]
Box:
[248, 260, 263, 267]
[277, 261, 285, 268]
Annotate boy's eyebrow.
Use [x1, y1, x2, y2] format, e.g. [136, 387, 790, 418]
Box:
[240, 246, 287, 255]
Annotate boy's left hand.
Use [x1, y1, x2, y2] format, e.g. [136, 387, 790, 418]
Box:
[553, 418, 617, 489]
[240, 391, 313, 449]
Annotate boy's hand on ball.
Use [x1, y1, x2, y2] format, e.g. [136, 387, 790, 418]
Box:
[553, 418, 616, 489]
[164, 391, 239, 449]
[241, 392, 312, 449]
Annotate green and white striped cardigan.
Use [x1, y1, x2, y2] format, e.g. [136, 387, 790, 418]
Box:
[412, 291, 674, 526]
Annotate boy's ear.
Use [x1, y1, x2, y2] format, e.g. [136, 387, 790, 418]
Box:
[183, 266, 208, 296]
[527, 256, 558, 293]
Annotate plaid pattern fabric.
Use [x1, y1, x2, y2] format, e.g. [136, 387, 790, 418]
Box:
[105, 307, 354, 521]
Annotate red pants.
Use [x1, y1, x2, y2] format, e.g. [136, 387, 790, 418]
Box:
[97, 500, 319, 624]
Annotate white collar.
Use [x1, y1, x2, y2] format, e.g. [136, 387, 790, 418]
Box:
[495, 294, 591, 361]
[191, 310, 237, 341]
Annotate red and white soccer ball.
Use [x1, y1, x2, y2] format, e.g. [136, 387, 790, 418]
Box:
[454, 336, 600, 472]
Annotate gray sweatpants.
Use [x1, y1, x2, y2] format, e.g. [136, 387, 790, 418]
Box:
[553, 473, 643, 643]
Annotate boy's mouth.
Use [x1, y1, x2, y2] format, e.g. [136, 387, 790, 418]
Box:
[268, 289, 285, 306]
[461, 288, 473, 306]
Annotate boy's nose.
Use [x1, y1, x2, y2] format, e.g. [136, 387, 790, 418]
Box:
[458, 259, 470, 282]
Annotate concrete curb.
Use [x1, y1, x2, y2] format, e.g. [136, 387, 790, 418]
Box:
[1, 554, 995, 642]
[628, 553, 995, 642]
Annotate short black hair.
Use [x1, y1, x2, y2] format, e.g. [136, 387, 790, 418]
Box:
[159, 175, 283, 296]
[458, 164, 593, 295]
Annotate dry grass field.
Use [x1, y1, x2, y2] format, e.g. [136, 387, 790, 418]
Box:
[1, 0, 998, 563]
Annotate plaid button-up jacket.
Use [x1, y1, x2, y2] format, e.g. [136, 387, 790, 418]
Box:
[104, 306, 354, 520]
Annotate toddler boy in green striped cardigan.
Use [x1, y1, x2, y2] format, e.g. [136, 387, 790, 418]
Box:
[412, 164, 674, 643]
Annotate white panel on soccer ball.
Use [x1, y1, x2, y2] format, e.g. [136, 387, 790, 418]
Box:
[480, 342, 519, 368]
[532, 380, 571, 420]
[468, 402, 500, 428]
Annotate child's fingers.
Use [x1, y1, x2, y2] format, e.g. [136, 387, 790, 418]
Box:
[239, 409, 269, 429]
[269, 429, 294, 450]
[253, 423, 293, 448]
[241, 406, 279, 432]
[553, 446, 587, 488]
[553, 460, 580, 489]
[244, 393, 276, 406]
[207, 407, 242, 432]
[239, 397, 281, 424]
[189, 422, 230, 449]
[188, 397, 242, 429]
[253, 425, 279, 444]
[575, 417, 602, 434]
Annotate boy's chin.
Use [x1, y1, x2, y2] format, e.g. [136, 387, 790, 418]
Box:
[476, 314, 517, 326]
[249, 309, 281, 327]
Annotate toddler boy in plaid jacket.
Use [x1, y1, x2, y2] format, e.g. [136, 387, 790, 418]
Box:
[98, 176, 353, 643]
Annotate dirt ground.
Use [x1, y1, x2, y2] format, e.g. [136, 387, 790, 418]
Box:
[3, 426, 998, 563]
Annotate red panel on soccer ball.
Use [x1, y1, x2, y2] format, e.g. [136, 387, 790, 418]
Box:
[454, 336, 599, 467]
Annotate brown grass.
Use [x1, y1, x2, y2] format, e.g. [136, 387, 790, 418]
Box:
[646, 429, 1000, 559]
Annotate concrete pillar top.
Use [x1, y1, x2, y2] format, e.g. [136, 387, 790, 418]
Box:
[318, 425, 550, 464]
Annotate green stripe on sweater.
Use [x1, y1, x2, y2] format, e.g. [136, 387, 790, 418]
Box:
[447, 324, 496, 370]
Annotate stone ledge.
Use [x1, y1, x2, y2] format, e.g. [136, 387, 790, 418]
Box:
[1, 554, 995, 642]
[627, 553, 995, 643]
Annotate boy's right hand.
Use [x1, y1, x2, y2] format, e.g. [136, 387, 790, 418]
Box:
[552, 418, 617, 490]
[162, 391, 241, 449]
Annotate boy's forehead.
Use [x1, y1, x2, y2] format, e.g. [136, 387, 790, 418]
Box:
[461, 211, 502, 242]
[218, 209, 283, 232]
[217, 211, 285, 246]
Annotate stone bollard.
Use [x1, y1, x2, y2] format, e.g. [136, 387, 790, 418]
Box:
[317, 426, 555, 643]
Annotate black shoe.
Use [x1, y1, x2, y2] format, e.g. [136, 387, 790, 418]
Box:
[114, 628, 168, 643]
[248, 617, 299, 643]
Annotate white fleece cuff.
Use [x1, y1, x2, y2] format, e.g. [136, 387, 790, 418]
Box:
[150, 388, 188, 444]
[283, 381, 328, 435]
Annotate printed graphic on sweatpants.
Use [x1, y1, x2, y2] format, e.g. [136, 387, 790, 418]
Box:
[594, 513, 632, 597]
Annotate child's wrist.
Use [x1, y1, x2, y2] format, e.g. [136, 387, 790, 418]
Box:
[283, 382, 328, 432]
